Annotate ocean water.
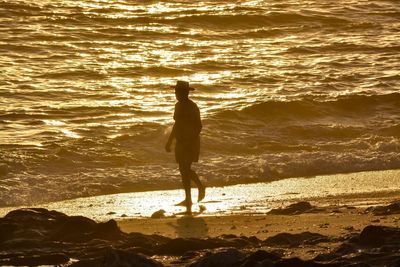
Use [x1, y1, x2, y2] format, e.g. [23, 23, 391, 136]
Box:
[0, 0, 399, 206]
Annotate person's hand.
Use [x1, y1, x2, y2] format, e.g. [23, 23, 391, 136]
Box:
[165, 142, 171, 152]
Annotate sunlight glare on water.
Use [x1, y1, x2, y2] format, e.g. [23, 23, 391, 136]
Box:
[0, 0, 399, 206]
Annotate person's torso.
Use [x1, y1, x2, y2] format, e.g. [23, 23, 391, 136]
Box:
[174, 100, 201, 142]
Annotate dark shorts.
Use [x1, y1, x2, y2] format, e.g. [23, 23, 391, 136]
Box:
[175, 138, 200, 163]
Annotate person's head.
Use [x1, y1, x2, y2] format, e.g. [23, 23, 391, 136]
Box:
[172, 80, 194, 102]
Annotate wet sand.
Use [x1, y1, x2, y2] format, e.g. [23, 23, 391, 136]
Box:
[1, 169, 399, 220]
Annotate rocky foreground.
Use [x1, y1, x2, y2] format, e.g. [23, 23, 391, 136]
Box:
[0, 204, 400, 266]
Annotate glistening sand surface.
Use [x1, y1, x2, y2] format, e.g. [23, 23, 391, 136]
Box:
[1, 169, 399, 221]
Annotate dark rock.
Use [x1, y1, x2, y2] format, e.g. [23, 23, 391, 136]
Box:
[244, 250, 281, 262]
[51, 215, 97, 242]
[5, 208, 66, 221]
[50, 216, 123, 242]
[0, 208, 126, 247]
[101, 249, 163, 267]
[154, 234, 260, 255]
[334, 243, 357, 255]
[391, 258, 400, 267]
[126, 232, 170, 251]
[313, 252, 340, 262]
[95, 219, 123, 240]
[259, 259, 277, 267]
[1, 208, 67, 242]
[181, 250, 199, 260]
[268, 202, 314, 215]
[264, 232, 329, 247]
[342, 263, 371, 267]
[359, 225, 400, 246]
[275, 257, 309, 267]
[69, 258, 102, 267]
[157, 238, 218, 254]
[275, 257, 336, 267]
[1, 253, 69, 266]
[238, 250, 281, 267]
[241, 258, 275, 267]
[151, 210, 166, 219]
[365, 201, 400, 215]
[0, 222, 17, 242]
[189, 248, 245, 267]
[0, 239, 49, 250]
[222, 235, 261, 247]
[2, 208, 400, 267]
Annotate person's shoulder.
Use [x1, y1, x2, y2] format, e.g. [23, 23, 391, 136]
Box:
[188, 99, 199, 108]
[175, 101, 182, 109]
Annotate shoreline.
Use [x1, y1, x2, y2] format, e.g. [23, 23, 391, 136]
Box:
[1, 169, 400, 221]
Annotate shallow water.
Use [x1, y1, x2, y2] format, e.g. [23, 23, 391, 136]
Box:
[1, 0, 400, 206]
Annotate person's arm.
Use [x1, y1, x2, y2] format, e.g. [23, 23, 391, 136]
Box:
[194, 104, 202, 136]
[165, 124, 175, 152]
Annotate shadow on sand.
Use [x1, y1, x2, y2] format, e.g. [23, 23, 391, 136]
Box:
[168, 215, 209, 238]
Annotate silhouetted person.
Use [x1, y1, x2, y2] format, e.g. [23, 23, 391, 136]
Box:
[165, 80, 205, 214]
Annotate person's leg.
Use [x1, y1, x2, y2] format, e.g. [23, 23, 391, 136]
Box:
[178, 161, 192, 212]
[188, 168, 205, 202]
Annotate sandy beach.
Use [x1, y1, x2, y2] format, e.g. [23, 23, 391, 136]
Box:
[0, 170, 399, 266]
[118, 203, 400, 242]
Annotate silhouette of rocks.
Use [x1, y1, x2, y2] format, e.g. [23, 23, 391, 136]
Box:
[275, 257, 336, 267]
[1, 208, 124, 244]
[101, 249, 164, 267]
[0, 208, 129, 266]
[358, 225, 400, 246]
[151, 209, 166, 219]
[158, 238, 218, 255]
[313, 225, 400, 267]
[267, 202, 314, 215]
[157, 235, 261, 255]
[238, 250, 281, 267]
[264, 232, 329, 247]
[245, 250, 281, 262]
[365, 201, 400, 215]
[0, 253, 69, 266]
[1, 208, 400, 267]
[188, 249, 338, 267]
[188, 248, 245, 267]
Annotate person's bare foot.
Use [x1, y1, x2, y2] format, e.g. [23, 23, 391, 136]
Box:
[175, 199, 192, 207]
[182, 209, 192, 216]
[198, 185, 205, 202]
